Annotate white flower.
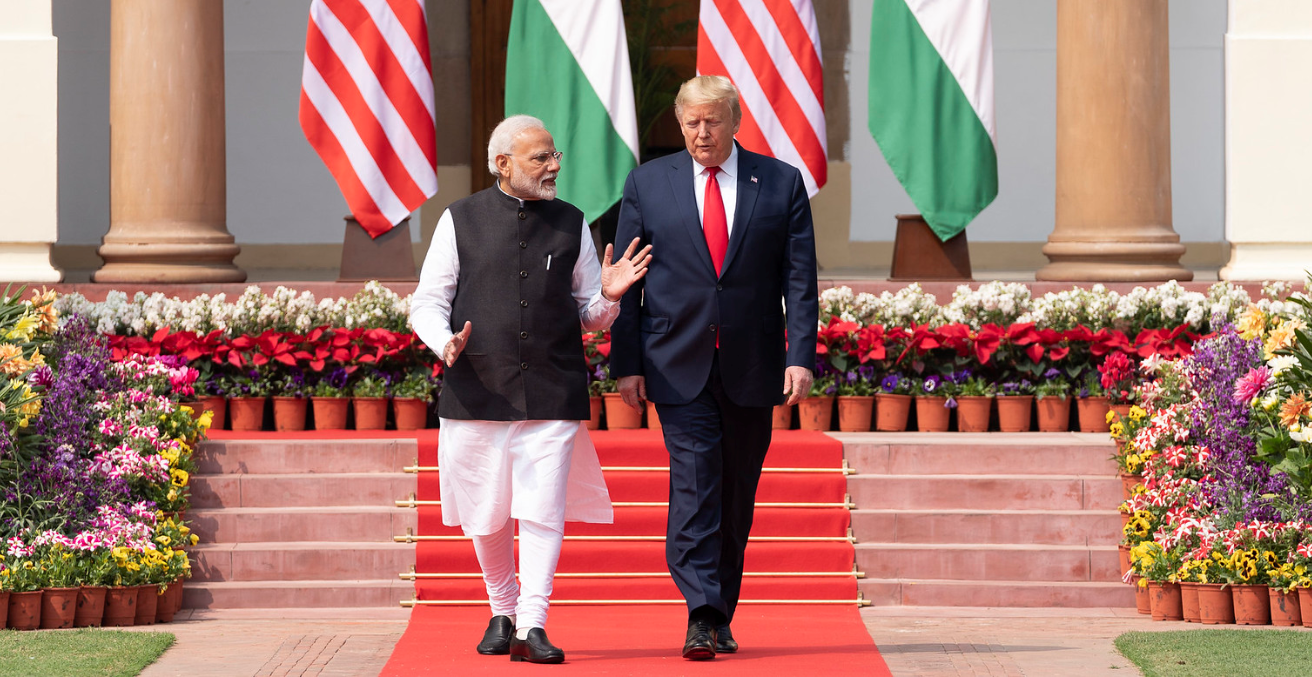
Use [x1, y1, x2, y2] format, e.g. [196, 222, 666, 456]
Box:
[1292, 428, 1312, 444]
[1268, 355, 1298, 376]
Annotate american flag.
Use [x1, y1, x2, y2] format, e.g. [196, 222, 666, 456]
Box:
[697, 0, 827, 197]
[299, 0, 438, 238]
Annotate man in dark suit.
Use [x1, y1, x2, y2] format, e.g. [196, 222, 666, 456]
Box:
[610, 75, 819, 660]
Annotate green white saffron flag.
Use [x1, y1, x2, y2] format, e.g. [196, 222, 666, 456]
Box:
[868, 0, 998, 242]
[505, 0, 640, 224]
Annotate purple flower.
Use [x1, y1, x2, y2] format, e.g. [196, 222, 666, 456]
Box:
[944, 397, 957, 409]
[880, 374, 901, 393]
[1043, 368, 1061, 380]
[950, 369, 971, 384]
[1000, 382, 1018, 394]
[858, 364, 876, 382]
[26, 365, 54, 388]
[845, 371, 858, 384]
[922, 375, 941, 393]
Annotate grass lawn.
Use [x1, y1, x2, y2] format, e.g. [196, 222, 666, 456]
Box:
[0, 629, 174, 677]
[1116, 629, 1312, 677]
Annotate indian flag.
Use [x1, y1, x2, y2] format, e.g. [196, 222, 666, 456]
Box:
[505, 0, 639, 224]
[868, 0, 997, 242]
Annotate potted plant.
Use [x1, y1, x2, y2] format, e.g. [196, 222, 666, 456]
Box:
[835, 364, 876, 432]
[311, 368, 351, 430]
[994, 379, 1035, 432]
[74, 547, 114, 627]
[584, 331, 609, 430]
[1076, 370, 1112, 433]
[392, 370, 437, 430]
[1034, 369, 1072, 432]
[913, 373, 952, 433]
[1109, 404, 1150, 497]
[221, 368, 272, 431]
[799, 363, 837, 431]
[1130, 541, 1184, 621]
[955, 374, 995, 432]
[4, 551, 42, 630]
[351, 372, 389, 430]
[875, 372, 914, 431]
[271, 368, 309, 432]
[1099, 351, 1139, 416]
[39, 542, 81, 629]
[595, 366, 639, 430]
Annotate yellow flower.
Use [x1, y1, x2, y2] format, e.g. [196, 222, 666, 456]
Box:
[197, 411, 213, 432]
[1265, 319, 1306, 359]
[179, 405, 194, 416]
[170, 468, 189, 487]
[1128, 406, 1147, 421]
[5, 313, 38, 342]
[1105, 410, 1116, 424]
[156, 535, 172, 547]
[0, 343, 28, 376]
[1110, 422, 1125, 438]
[189, 534, 199, 546]
[1237, 304, 1267, 340]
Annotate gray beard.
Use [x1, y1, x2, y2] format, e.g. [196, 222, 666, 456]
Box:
[510, 172, 557, 201]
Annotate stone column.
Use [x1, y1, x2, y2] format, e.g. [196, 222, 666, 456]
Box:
[96, 0, 244, 283]
[0, 1, 61, 282]
[1220, 0, 1312, 281]
[1037, 0, 1191, 282]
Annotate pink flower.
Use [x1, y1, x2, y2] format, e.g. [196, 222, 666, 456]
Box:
[1233, 366, 1272, 404]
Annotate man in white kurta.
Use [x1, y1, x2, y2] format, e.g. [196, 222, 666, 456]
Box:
[410, 115, 650, 664]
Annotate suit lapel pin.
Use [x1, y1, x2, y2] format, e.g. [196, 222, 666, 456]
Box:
[750, 176, 758, 183]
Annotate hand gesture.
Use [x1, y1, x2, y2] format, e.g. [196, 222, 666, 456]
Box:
[618, 375, 647, 411]
[782, 366, 813, 406]
[601, 238, 653, 302]
[443, 321, 472, 367]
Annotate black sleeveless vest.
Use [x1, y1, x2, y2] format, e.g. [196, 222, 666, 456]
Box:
[438, 186, 589, 421]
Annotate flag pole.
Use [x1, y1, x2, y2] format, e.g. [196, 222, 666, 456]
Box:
[337, 215, 418, 283]
[888, 214, 972, 281]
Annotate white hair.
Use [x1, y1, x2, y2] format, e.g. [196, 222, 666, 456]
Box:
[487, 115, 547, 175]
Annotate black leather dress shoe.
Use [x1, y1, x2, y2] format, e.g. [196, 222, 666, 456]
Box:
[476, 615, 514, 655]
[509, 627, 565, 664]
[683, 619, 717, 660]
[715, 624, 738, 653]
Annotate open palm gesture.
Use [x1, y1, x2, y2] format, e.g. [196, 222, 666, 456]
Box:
[601, 237, 653, 302]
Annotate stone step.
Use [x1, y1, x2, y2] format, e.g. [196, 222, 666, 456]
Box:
[183, 579, 413, 609]
[190, 542, 414, 582]
[190, 473, 416, 509]
[847, 475, 1122, 511]
[835, 433, 1117, 476]
[858, 578, 1135, 608]
[190, 506, 417, 544]
[853, 543, 1121, 582]
[195, 439, 415, 475]
[851, 509, 1121, 546]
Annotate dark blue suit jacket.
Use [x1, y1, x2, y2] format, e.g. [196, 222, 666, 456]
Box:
[610, 144, 819, 407]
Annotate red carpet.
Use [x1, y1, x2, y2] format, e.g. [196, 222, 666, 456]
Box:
[379, 604, 892, 675]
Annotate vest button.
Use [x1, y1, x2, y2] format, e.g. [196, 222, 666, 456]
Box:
[709, 324, 717, 332]
[520, 300, 528, 307]
[518, 211, 526, 220]
[521, 362, 529, 370]
[519, 241, 527, 248]
[520, 270, 528, 278]
[520, 331, 528, 339]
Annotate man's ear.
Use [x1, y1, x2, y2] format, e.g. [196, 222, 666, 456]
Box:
[495, 154, 512, 178]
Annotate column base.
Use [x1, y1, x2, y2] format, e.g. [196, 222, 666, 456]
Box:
[1220, 243, 1312, 282]
[1037, 240, 1193, 282]
[95, 240, 245, 283]
[0, 243, 62, 283]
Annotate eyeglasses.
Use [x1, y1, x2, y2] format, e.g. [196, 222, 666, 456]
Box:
[512, 151, 563, 166]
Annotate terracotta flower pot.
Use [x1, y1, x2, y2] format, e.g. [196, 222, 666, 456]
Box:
[156, 579, 183, 623]
[103, 586, 136, 627]
[40, 586, 79, 629]
[995, 395, 1033, 432]
[1132, 577, 1150, 615]
[1109, 403, 1134, 424]
[1118, 473, 1142, 500]
[393, 398, 428, 430]
[0, 591, 7, 628]
[914, 396, 950, 432]
[177, 400, 203, 421]
[602, 393, 642, 430]
[836, 396, 874, 432]
[134, 584, 159, 626]
[1035, 396, 1071, 432]
[1299, 587, 1312, 628]
[312, 397, 349, 430]
[199, 395, 226, 430]
[272, 396, 308, 432]
[587, 396, 603, 430]
[75, 585, 107, 627]
[1181, 582, 1201, 623]
[228, 396, 266, 431]
[798, 396, 835, 431]
[7, 590, 42, 630]
[353, 397, 388, 430]
[772, 403, 793, 430]
[1231, 584, 1271, 625]
[1148, 581, 1183, 621]
[875, 394, 911, 431]
[646, 401, 662, 430]
[955, 396, 992, 432]
[1117, 544, 1131, 576]
[1196, 583, 1235, 624]
[1270, 588, 1302, 627]
[1076, 396, 1111, 433]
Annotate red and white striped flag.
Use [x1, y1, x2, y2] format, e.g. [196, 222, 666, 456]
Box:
[299, 0, 438, 239]
[697, 0, 827, 197]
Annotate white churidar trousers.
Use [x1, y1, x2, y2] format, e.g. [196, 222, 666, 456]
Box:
[471, 517, 563, 630]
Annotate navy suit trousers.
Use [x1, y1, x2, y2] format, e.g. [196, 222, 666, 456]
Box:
[656, 353, 773, 624]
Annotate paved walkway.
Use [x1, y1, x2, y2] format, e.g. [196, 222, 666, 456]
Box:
[119, 605, 1240, 676]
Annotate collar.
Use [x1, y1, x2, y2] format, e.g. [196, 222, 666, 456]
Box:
[691, 143, 739, 181]
[496, 179, 527, 207]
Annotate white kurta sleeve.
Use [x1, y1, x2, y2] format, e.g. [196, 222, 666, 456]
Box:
[573, 219, 620, 331]
[410, 209, 460, 356]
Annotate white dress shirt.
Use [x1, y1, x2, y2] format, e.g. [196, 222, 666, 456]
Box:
[690, 142, 739, 237]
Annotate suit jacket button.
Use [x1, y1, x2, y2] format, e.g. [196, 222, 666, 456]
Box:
[709, 324, 716, 332]
[520, 300, 528, 307]
[521, 362, 529, 370]
[520, 270, 528, 278]
[716, 284, 723, 291]
[520, 331, 528, 339]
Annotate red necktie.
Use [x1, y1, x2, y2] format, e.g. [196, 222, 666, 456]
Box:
[703, 166, 728, 276]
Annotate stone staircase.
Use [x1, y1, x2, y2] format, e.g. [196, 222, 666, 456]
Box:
[185, 437, 417, 608]
[837, 432, 1134, 607]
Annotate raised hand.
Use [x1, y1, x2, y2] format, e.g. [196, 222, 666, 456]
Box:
[601, 237, 653, 302]
[444, 321, 472, 367]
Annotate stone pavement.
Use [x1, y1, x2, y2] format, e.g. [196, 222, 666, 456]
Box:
[114, 605, 1254, 676]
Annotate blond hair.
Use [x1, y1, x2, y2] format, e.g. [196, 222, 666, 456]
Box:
[674, 75, 741, 125]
